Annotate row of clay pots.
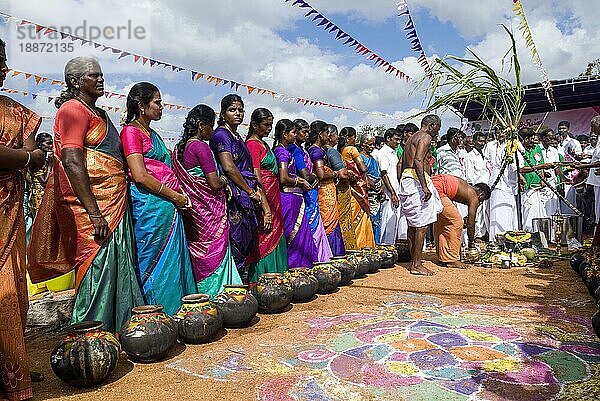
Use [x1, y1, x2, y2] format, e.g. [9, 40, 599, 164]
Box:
[569, 246, 600, 339]
[49, 244, 400, 388]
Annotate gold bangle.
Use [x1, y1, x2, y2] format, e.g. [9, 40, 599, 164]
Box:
[157, 183, 164, 195]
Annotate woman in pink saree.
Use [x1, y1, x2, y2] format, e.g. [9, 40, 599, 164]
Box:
[172, 105, 241, 297]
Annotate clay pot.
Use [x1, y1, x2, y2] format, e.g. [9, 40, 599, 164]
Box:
[570, 254, 585, 274]
[579, 261, 591, 279]
[213, 285, 258, 328]
[347, 251, 369, 277]
[582, 263, 600, 296]
[120, 305, 177, 363]
[50, 321, 120, 387]
[384, 244, 399, 265]
[593, 311, 600, 339]
[377, 246, 395, 268]
[174, 294, 223, 344]
[345, 253, 362, 276]
[330, 256, 356, 286]
[395, 239, 412, 263]
[364, 250, 381, 273]
[251, 273, 293, 313]
[284, 268, 319, 302]
[311, 262, 342, 294]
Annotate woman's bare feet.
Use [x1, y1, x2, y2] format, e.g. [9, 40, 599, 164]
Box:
[443, 261, 469, 269]
[409, 261, 435, 276]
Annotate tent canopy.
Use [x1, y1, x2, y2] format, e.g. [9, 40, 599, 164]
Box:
[455, 76, 600, 121]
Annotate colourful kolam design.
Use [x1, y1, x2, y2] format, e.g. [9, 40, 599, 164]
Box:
[167, 293, 600, 400]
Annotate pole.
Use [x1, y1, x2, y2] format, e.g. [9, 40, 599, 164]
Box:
[515, 151, 523, 230]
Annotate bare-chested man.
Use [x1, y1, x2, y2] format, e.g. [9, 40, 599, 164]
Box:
[397, 115, 443, 275]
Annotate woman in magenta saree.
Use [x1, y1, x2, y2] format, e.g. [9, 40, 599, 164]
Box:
[273, 119, 317, 268]
[172, 105, 242, 297]
[246, 108, 288, 282]
[120, 82, 195, 315]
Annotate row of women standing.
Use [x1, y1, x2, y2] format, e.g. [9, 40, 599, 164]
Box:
[25, 57, 380, 334]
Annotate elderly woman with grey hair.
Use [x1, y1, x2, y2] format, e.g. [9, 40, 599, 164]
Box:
[29, 56, 144, 333]
[358, 132, 385, 243]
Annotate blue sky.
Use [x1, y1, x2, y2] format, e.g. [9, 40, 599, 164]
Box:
[0, 0, 598, 146]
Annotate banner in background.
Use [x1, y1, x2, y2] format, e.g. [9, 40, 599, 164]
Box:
[463, 107, 600, 137]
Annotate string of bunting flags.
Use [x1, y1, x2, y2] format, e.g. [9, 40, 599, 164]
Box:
[6, 69, 193, 111]
[397, 1, 432, 78]
[0, 11, 397, 118]
[283, 0, 412, 81]
[511, 0, 556, 111]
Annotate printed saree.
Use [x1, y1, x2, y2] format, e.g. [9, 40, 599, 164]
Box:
[289, 144, 333, 262]
[121, 123, 196, 315]
[0, 96, 40, 401]
[327, 147, 357, 250]
[309, 145, 345, 256]
[342, 146, 375, 248]
[172, 144, 241, 298]
[274, 145, 317, 268]
[210, 127, 259, 276]
[246, 139, 288, 282]
[29, 99, 144, 333]
[362, 154, 383, 244]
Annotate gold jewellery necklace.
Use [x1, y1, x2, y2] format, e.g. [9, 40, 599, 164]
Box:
[76, 96, 103, 118]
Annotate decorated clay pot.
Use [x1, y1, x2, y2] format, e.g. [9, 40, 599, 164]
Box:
[311, 262, 342, 294]
[120, 305, 177, 363]
[582, 263, 600, 296]
[251, 273, 293, 313]
[347, 251, 369, 277]
[213, 285, 258, 328]
[174, 294, 223, 344]
[386, 244, 399, 264]
[330, 256, 356, 286]
[570, 254, 585, 274]
[345, 253, 362, 277]
[377, 246, 395, 268]
[395, 239, 412, 263]
[284, 268, 319, 303]
[593, 311, 600, 339]
[364, 249, 381, 273]
[579, 261, 591, 279]
[50, 321, 120, 387]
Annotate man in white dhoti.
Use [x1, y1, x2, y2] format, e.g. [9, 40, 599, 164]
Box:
[557, 120, 583, 215]
[398, 115, 443, 276]
[539, 129, 564, 217]
[374, 128, 402, 244]
[484, 129, 519, 239]
[581, 116, 600, 239]
[464, 132, 491, 238]
[518, 128, 556, 231]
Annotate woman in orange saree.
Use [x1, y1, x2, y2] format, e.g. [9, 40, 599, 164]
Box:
[28, 57, 144, 333]
[307, 120, 345, 256]
[0, 38, 46, 401]
[339, 127, 375, 248]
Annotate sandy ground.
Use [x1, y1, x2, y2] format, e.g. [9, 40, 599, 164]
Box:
[24, 252, 599, 401]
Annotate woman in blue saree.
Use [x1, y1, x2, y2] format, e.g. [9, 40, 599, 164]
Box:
[120, 82, 196, 315]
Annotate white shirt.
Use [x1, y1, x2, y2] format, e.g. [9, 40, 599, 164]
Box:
[374, 144, 400, 192]
[436, 144, 465, 178]
[586, 143, 600, 187]
[464, 149, 490, 185]
[483, 140, 518, 194]
[541, 145, 560, 186]
[560, 136, 582, 159]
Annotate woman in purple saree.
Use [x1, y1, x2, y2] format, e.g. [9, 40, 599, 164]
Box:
[172, 105, 242, 298]
[273, 119, 317, 268]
